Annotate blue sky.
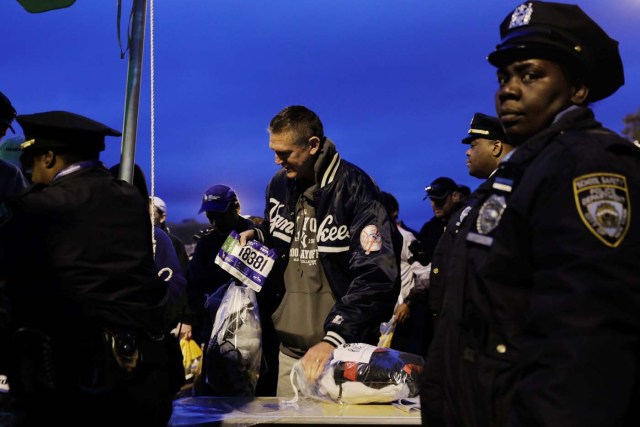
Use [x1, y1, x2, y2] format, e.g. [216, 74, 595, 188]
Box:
[2, 0, 639, 230]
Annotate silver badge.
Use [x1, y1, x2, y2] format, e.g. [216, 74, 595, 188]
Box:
[509, 2, 533, 29]
[476, 194, 506, 234]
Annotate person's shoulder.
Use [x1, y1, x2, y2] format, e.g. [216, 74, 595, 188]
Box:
[332, 159, 379, 194]
[154, 226, 173, 244]
[168, 231, 185, 245]
[0, 158, 21, 174]
[550, 127, 640, 168]
[420, 216, 441, 229]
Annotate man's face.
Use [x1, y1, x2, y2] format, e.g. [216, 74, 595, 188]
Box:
[206, 206, 239, 235]
[429, 194, 455, 219]
[495, 58, 580, 144]
[152, 206, 165, 227]
[466, 138, 500, 179]
[269, 130, 318, 181]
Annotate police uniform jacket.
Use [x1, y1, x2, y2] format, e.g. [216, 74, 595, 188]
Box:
[254, 138, 401, 346]
[1, 163, 169, 338]
[422, 107, 640, 427]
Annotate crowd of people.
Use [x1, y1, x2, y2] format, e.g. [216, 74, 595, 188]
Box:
[0, 1, 638, 426]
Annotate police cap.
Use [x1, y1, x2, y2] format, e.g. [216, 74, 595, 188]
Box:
[0, 91, 17, 133]
[487, 1, 624, 102]
[17, 111, 121, 157]
[424, 177, 459, 200]
[462, 113, 509, 145]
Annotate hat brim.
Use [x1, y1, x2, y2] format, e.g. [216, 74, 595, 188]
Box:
[198, 200, 232, 214]
[487, 32, 623, 102]
[461, 135, 476, 145]
[423, 192, 451, 201]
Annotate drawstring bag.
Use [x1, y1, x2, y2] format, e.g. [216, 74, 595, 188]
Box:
[203, 279, 262, 396]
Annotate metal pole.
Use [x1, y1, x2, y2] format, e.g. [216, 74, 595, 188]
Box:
[119, 0, 147, 183]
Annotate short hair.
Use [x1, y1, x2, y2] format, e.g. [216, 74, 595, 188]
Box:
[268, 105, 324, 142]
[380, 191, 399, 217]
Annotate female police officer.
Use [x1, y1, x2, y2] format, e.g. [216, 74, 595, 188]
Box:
[422, 2, 639, 426]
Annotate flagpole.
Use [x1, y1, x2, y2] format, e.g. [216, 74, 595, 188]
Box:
[119, 0, 147, 184]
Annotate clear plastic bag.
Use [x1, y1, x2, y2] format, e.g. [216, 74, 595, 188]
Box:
[203, 279, 262, 396]
[291, 343, 424, 404]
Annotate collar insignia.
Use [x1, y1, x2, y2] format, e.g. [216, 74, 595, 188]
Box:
[509, 3, 533, 29]
[574, 173, 630, 247]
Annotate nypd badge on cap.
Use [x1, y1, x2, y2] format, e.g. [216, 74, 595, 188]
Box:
[488, 1, 624, 102]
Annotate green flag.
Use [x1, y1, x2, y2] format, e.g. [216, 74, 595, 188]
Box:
[17, 0, 76, 13]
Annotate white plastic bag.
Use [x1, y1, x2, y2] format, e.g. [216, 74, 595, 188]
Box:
[291, 343, 424, 404]
[203, 279, 262, 396]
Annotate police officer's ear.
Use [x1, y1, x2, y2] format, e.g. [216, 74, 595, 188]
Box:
[43, 150, 57, 169]
[570, 80, 589, 106]
[492, 140, 504, 158]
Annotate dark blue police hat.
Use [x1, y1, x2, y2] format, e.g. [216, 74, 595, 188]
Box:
[487, 1, 624, 102]
[0, 91, 17, 133]
[17, 110, 121, 155]
[462, 113, 509, 145]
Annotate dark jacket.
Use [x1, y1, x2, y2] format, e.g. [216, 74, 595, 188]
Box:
[0, 163, 175, 425]
[422, 107, 640, 427]
[1, 165, 168, 334]
[417, 215, 447, 265]
[254, 139, 401, 346]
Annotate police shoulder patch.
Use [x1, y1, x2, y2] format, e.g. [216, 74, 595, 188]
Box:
[360, 224, 382, 254]
[476, 194, 506, 235]
[573, 173, 630, 247]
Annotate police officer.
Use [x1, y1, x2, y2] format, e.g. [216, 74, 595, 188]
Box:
[0, 111, 181, 426]
[462, 113, 513, 179]
[0, 92, 28, 202]
[427, 113, 514, 323]
[422, 2, 639, 426]
[418, 176, 466, 264]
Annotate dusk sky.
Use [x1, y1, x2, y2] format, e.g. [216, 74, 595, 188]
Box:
[2, 0, 639, 230]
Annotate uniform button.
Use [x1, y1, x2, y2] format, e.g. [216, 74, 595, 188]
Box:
[433, 268, 439, 274]
[496, 344, 506, 354]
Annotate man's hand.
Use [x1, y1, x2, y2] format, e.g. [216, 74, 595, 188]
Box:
[300, 341, 334, 383]
[394, 303, 410, 323]
[172, 323, 193, 340]
[238, 229, 256, 246]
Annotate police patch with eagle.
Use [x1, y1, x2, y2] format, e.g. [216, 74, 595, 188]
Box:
[573, 173, 630, 247]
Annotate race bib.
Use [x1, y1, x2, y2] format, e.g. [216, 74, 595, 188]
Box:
[214, 230, 277, 292]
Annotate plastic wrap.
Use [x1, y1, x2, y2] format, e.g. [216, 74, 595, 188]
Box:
[204, 280, 262, 396]
[291, 343, 424, 404]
